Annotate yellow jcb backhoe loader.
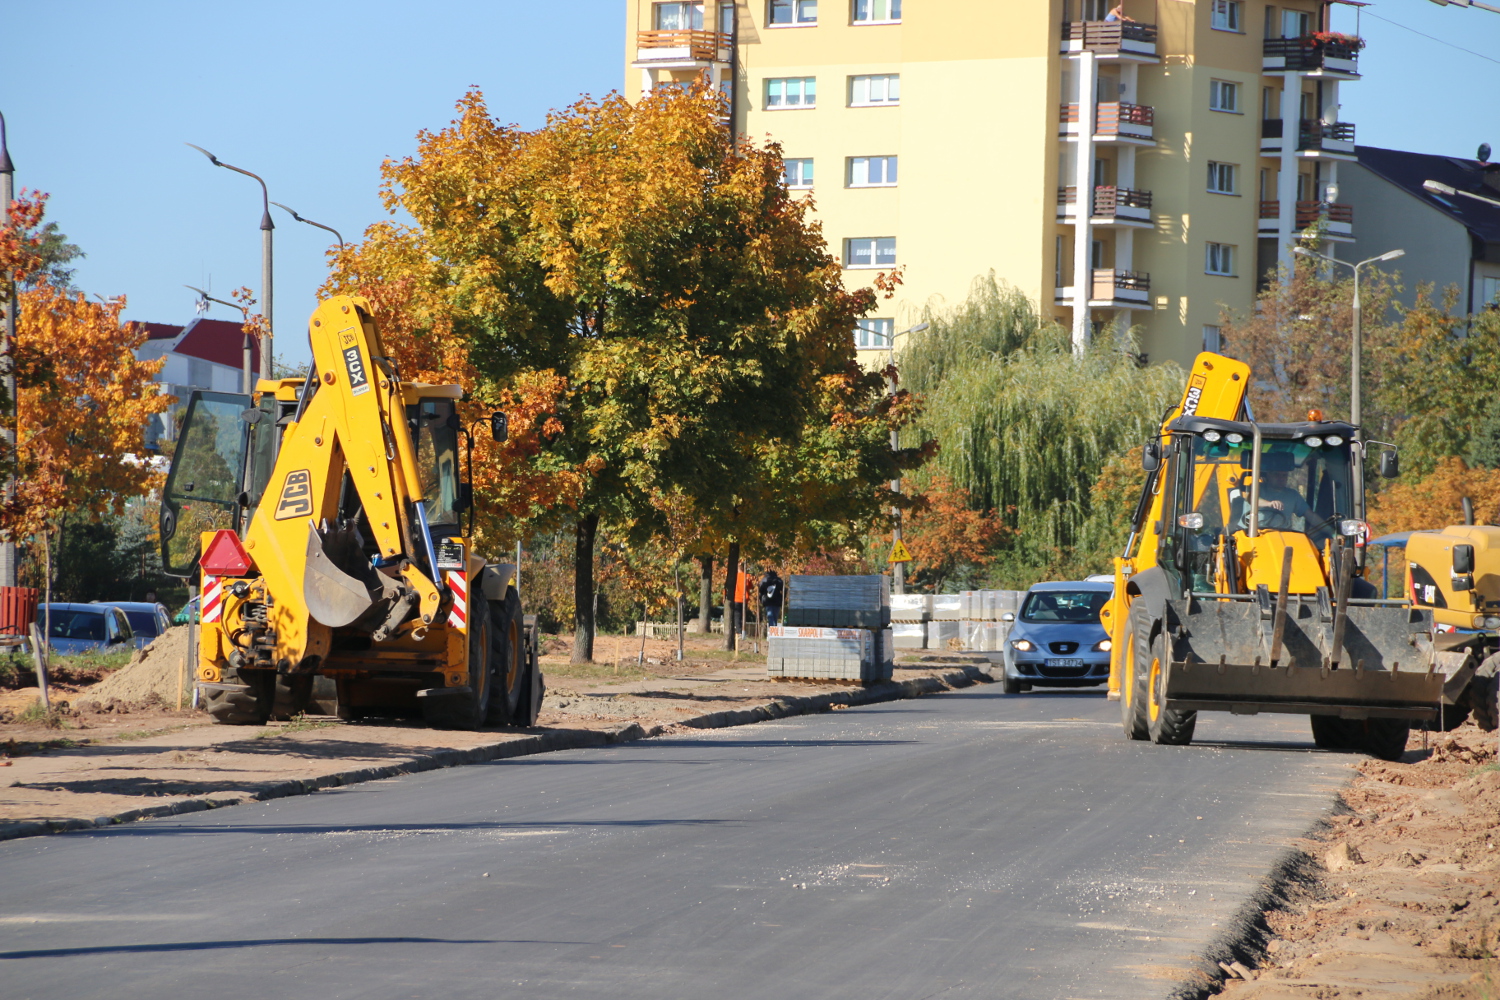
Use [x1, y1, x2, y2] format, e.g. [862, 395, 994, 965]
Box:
[1101, 353, 1455, 760]
[158, 294, 542, 729]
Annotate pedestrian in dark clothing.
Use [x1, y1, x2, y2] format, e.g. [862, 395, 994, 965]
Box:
[758, 570, 785, 628]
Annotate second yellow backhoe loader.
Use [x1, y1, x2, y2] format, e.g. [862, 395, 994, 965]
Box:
[158, 294, 543, 729]
[1102, 353, 1455, 760]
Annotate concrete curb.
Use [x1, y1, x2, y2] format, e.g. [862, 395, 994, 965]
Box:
[0, 665, 991, 844]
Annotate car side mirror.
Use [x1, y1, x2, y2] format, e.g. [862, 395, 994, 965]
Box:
[1379, 449, 1399, 479]
[1141, 439, 1161, 472]
[1001, 612, 1015, 623]
[490, 412, 509, 443]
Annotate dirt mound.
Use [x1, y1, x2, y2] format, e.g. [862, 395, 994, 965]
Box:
[75, 627, 194, 711]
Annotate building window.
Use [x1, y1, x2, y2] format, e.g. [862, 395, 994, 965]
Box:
[1482, 276, 1500, 308]
[853, 0, 901, 23]
[1281, 8, 1311, 38]
[1206, 243, 1237, 276]
[783, 158, 814, 188]
[766, 77, 816, 108]
[1207, 162, 1238, 195]
[850, 74, 900, 106]
[1055, 235, 1066, 287]
[1091, 239, 1105, 271]
[1209, 79, 1241, 113]
[769, 0, 818, 24]
[848, 155, 897, 187]
[654, 2, 704, 29]
[845, 237, 897, 268]
[1211, 0, 1242, 32]
[855, 318, 894, 348]
[1203, 325, 1223, 352]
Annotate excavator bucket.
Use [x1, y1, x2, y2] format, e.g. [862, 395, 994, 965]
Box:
[1163, 595, 1443, 722]
[304, 524, 378, 628]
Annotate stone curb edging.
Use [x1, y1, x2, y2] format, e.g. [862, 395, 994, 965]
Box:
[0, 665, 991, 844]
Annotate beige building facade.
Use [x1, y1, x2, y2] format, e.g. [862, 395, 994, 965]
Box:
[624, 0, 1362, 367]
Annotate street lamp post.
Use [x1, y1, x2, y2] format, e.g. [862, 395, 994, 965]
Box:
[888, 321, 929, 596]
[188, 145, 273, 380]
[1291, 245, 1405, 527]
[271, 203, 344, 248]
[0, 111, 15, 587]
[186, 286, 254, 394]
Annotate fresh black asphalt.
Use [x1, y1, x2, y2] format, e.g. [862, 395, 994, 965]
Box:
[0, 681, 1355, 999]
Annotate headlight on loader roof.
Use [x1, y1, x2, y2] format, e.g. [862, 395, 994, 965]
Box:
[1482, 616, 1500, 630]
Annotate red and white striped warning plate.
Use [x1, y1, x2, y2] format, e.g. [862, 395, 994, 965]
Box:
[446, 570, 467, 630]
[201, 575, 222, 624]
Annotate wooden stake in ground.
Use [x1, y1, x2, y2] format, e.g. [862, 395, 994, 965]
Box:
[177, 655, 185, 710]
[27, 621, 50, 711]
[638, 602, 649, 665]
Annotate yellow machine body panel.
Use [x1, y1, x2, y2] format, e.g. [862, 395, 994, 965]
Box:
[1406, 525, 1500, 630]
[1235, 530, 1329, 594]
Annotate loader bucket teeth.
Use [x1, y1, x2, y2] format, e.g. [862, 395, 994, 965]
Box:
[304, 524, 378, 628]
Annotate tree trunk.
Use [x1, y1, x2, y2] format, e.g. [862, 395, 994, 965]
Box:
[696, 554, 713, 632]
[723, 540, 740, 651]
[572, 512, 599, 664]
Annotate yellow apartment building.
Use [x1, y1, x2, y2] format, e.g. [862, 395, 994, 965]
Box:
[623, 0, 1362, 367]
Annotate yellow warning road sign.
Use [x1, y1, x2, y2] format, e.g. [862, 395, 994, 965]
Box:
[888, 539, 913, 563]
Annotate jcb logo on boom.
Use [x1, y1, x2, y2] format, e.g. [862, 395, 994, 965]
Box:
[1181, 379, 1206, 417]
[275, 470, 314, 520]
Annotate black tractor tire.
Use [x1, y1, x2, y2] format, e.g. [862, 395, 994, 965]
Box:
[1310, 715, 1355, 750]
[1469, 671, 1499, 732]
[272, 674, 315, 721]
[513, 619, 545, 727]
[1121, 600, 1152, 741]
[204, 668, 275, 726]
[485, 586, 526, 726]
[1358, 718, 1411, 762]
[1001, 675, 1023, 695]
[1147, 629, 1196, 746]
[421, 611, 494, 731]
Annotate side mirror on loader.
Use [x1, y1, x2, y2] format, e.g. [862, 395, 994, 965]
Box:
[1379, 450, 1399, 479]
[490, 412, 509, 443]
[1453, 544, 1476, 591]
[1142, 439, 1162, 472]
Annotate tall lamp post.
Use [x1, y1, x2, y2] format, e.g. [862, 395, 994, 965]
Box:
[1291, 245, 1405, 526]
[0, 111, 15, 587]
[271, 202, 344, 248]
[187, 144, 273, 380]
[887, 321, 929, 596]
[186, 285, 255, 394]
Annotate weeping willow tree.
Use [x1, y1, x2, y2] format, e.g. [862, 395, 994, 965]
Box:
[905, 276, 1184, 585]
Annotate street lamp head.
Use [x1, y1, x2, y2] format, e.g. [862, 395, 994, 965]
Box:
[1423, 179, 1458, 197]
[185, 142, 221, 167]
[1377, 249, 1405, 262]
[271, 201, 303, 223]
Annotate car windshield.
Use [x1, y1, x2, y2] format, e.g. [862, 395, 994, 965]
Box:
[46, 610, 106, 641]
[1020, 590, 1107, 624]
[124, 611, 161, 637]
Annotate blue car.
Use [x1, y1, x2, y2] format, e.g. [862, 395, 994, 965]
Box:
[1000, 581, 1113, 694]
[95, 601, 172, 649]
[37, 603, 136, 656]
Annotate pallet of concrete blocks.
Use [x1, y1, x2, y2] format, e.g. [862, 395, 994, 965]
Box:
[925, 620, 960, 649]
[980, 621, 1005, 652]
[890, 621, 926, 650]
[931, 594, 963, 621]
[888, 593, 932, 622]
[785, 575, 890, 630]
[766, 625, 892, 682]
[958, 619, 987, 652]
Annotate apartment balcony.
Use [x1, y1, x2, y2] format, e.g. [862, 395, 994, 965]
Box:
[1258, 200, 1355, 242]
[632, 29, 731, 68]
[1262, 35, 1362, 79]
[1055, 269, 1152, 309]
[1059, 102, 1155, 144]
[1057, 185, 1154, 227]
[1260, 118, 1357, 160]
[1060, 20, 1160, 62]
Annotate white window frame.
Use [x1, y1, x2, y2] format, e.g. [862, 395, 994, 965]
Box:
[852, 0, 901, 24]
[1211, 0, 1242, 32]
[849, 74, 900, 107]
[1209, 79, 1241, 113]
[845, 237, 897, 269]
[765, 76, 816, 109]
[1207, 161, 1239, 195]
[654, 2, 705, 30]
[1206, 242, 1237, 277]
[855, 318, 894, 349]
[848, 155, 897, 188]
[1481, 275, 1500, 307]
[768, 0, 818, 25]
[783, 158, 815, 189]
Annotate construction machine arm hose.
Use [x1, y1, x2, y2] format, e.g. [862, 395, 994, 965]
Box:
[1123, 467, 1160, 558]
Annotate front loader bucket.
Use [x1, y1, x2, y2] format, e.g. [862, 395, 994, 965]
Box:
[1163, 595, 1442, 723]
[304, 524, 378, 628]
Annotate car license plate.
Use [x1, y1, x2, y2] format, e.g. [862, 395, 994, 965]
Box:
[1046, 658, 1085, 668]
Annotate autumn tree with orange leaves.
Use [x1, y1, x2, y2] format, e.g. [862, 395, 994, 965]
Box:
[329, 86, 923, 661]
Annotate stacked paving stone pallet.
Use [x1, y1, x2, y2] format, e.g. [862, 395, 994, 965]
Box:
[769, 575, 893, 682]
[878, 589, 1027, 651]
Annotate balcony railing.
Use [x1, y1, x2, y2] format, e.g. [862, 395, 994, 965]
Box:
[1261, 118, 1357, 150]
[636, 29, 730, 61]
[1259, 200, 1355, 228]
[1060, 20, 1159, 55]
[1058, 185, 1154, 217]
[1263, 35, 1362, 75]
[1060, 102, 1155, 139]
[1092, 269, 1150, 300]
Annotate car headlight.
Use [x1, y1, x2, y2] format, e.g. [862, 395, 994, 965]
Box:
[1093, 639, 1112, 652]
[1011, 639, 1035, 652]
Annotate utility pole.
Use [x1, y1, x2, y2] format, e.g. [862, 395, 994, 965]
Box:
[888, 323, 927, 595]
[0, 111, 17, 588]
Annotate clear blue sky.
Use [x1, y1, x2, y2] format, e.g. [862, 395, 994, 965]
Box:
[3, 1, 1497, 369]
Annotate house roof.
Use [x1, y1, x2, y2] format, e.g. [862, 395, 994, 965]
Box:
[1356, 145, 1500, 247]
[140, 321, 183, 342]
[135, 317, 260, 372]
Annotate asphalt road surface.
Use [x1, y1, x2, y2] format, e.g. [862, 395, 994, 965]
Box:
[0, 682, 1356, 1000]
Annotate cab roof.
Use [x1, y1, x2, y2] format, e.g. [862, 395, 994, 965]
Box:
[1169, 415, 1357, 440]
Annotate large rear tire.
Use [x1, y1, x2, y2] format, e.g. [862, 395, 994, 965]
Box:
[1146, 629, 1196, 746]
[1470, 656, 1500, 733]
[1359, 718, 1411, 762]
[485, 586, 528, 726]
[1310, 715, 1354, 750]
[204, 668, 275, 725]
[1121, 600, 1151, 741]
[421, 612, 493, 731]
[513, 618, 544, 727]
